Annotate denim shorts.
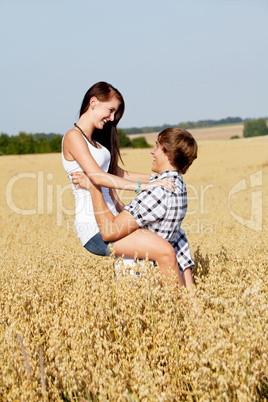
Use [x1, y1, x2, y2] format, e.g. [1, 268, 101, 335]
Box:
[84, 232, 113, 257]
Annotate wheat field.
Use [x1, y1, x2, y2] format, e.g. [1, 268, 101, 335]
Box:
[0, 135, 267, 401]
[127, 124, 245, 144]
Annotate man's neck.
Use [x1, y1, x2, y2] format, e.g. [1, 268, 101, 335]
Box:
[156, 165, 177, 175]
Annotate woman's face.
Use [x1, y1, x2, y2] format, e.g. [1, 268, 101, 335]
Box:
[92, 96, 121, 130]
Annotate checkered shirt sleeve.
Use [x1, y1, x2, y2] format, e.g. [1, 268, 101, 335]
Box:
[124, 186, 168, 227]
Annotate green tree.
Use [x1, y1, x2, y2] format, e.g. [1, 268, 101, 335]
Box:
[36, 136, 50, 153]
[0, 133, 11, 155]
[131, 137, 150, 148]
[49, 135, 63, 152]
[118, 129, 131, 148]
[5, 132, 36, 154]
[243, 118, 268, 137]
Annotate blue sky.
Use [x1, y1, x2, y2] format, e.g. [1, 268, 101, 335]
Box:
[0, 0, 267, 135]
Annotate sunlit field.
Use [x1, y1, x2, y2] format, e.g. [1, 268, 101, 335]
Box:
[127, 123, 244, 144]
[0, 133, 267, 400]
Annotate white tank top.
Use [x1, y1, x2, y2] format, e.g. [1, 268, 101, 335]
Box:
[62, 135, 118, 245]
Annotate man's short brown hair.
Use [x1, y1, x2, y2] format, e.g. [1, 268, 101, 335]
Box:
[158, 128, 198, 174]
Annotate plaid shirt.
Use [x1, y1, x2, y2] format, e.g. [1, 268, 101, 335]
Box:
[124, 171, 194, 272]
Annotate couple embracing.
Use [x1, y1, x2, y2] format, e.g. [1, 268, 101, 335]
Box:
[62, 82, 197, 291]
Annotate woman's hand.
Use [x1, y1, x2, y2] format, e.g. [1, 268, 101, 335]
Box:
[143, 178, 175, 192]
[71, 171, 91, 190]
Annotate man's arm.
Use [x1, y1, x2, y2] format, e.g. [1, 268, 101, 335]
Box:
[90, 183, 139, 242]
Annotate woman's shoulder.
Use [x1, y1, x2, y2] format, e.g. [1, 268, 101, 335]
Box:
[63, 128, 86, 148]
[64, 128, 81, 140]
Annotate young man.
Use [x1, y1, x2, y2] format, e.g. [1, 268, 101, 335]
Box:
[72, 128, 198, 288]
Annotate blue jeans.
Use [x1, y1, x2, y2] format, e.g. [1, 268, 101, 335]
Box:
[84, 232, 113, 256]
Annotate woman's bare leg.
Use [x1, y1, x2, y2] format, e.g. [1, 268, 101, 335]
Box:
[113, 228, 184, 286]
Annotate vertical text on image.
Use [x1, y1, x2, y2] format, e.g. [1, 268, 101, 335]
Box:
[186, 184, 213, 215]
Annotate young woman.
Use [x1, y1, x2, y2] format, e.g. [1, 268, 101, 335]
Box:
[62, 81, 182, 284]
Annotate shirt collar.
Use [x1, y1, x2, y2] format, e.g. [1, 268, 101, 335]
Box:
[150, 170, 180, 181]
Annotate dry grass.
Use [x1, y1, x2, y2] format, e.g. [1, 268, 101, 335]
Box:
[0, 137, 268, 401]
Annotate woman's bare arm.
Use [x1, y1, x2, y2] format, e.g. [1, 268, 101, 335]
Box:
[116, 166, 151, 183]
[64, 130, 174, 192]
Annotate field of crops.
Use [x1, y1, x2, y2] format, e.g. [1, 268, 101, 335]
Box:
[127, 123, 244, 144]
[0, 135, 267, 400]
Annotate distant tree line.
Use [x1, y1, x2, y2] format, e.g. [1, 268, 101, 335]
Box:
[0, 132, 63, 155]
[1, 117, 267, 155]
[117, 130, 150, 149]
[243, 118, 268, 138]
[0, 129, 150, 156]
[122, 116, 268, 135]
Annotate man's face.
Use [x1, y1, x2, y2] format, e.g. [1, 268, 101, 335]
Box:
[150, 141, 170, 174]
